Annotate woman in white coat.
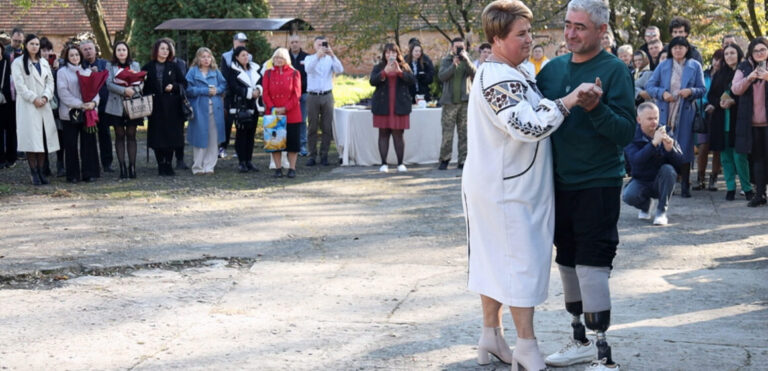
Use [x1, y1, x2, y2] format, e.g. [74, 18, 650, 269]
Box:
[462, 1, 597, 369]
[12, 34, 59, 185]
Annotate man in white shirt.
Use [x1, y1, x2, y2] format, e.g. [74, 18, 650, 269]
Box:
[304, 36, 344, 166]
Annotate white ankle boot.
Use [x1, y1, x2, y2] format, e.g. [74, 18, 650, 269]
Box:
[477, 326, 514, 365]
[511, 337, 547, 371]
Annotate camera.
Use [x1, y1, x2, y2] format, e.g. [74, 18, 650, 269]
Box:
[455, 46, 464, 56]
[322, 41, 329, 48]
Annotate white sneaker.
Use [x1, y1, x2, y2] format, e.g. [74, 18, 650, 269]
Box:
[379, 164, 389, 173]
[653, 212, 668, 226]
[545, 337, 595, 366]
[637, 210, 651, 220]
[397, 164, 407, 172]
[585, 357, 620, 370]
[218, 148, 227, 159]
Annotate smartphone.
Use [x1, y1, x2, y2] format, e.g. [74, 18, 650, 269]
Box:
[388, 57, 396, 62]
[322, 41, 329, 48]
[47, 54, 56, 66]
[760, 61, 767, 70]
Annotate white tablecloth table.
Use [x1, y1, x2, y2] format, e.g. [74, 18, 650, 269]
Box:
[333, 107, 457, 166]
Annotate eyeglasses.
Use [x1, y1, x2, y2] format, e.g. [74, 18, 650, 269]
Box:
[754, 48, 768, 54]
[645, 33, 657, 37]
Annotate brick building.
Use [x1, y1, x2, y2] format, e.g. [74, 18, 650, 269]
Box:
[0, 0, 562, 75]
[0, 0, 128, 55]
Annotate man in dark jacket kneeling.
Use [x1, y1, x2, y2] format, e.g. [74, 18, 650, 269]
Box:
[623, 102, 685, 225]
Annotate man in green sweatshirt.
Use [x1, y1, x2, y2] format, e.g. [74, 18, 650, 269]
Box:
[536, 1, 635, 370]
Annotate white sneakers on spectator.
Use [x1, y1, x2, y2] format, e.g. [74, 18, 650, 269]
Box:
[585, 357, 621, 370]
[397, 164, 407, 172]
[218, 148, 227, 159]
[379, 164, 389, 173]
[637, 210, 651, 220]
[545, 337, 595, 366]
[653, 212, 668, 225]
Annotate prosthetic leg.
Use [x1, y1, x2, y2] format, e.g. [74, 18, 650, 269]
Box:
[577, 265, 619, 369]
[545, 265, 596, 367]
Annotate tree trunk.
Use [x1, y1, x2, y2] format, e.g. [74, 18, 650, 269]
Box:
[747, 0, 763, 38]
[80, 0, 113, 60]
[730, 0, 756, 40]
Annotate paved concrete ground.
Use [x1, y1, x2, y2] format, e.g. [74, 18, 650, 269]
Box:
[0, 166, 766, 370]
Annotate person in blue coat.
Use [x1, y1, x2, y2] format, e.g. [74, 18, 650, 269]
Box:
[185, 47, 227, 174]
[645, 36, 706, 198]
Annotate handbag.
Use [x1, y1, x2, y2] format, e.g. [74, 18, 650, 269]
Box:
[181, 89, 194, 121]
[232, 95, 255, 129]
[692, 100, 708, 134]
[262, 109, 287, 152]
[123, 87, 154, 120]
[69, 108, 85, 124]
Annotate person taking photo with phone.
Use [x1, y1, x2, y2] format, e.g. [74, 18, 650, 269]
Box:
[437, 37, 476, 170]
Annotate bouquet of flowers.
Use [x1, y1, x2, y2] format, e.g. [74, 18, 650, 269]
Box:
[77, 69, 109, 134]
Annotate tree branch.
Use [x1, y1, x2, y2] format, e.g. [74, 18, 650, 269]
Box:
[419, 11, 452, 42]
[729, 0, 756, 40]
[748, 0, 763, 37]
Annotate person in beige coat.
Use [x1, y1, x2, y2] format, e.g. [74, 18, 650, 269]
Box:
[11, 34, 59, 185]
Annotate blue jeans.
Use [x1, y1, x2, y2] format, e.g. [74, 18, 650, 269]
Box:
[623, 164, 677, 214]
[299, 93, 308, 155]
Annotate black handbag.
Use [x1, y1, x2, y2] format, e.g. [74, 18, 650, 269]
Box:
[69, 108, 85, 124]
[692, 101, 708, 134]
[181, 89, 194, 121]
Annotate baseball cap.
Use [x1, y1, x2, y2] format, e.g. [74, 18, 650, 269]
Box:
[233, 32, 248, 41]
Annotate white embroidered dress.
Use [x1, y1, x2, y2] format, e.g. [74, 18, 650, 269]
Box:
[462, 60, 565, 307]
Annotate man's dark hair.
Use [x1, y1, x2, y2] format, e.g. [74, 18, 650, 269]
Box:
[408, 37, 421, 47]
[532, 44, 544, 51]
[668, 17, 691, 35]
[479, 43, 491, 51]
[39, 37, 53, 51]
[451, 37, 464, 45]
[11, 27, 23, 36]
[314, 36, 327, 42]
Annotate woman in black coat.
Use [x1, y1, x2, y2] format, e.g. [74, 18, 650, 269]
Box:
[708, 43, 753, 201]
[404, 43, 434, 103]
[369, 43, 415, 173]
[142, 39, 186, 176]
[0, 50, 15, 168]
[226, 46, 262, 173]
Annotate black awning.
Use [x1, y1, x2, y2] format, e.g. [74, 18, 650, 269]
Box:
[154, 18, 313, 31]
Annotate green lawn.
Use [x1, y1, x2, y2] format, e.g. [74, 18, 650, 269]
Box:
[333, 75, 374, 107]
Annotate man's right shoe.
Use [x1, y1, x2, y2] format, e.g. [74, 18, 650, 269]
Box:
[545, 337, 595, 367]
[747, 196, 767, 207]
[637, 210, 651, 220]
[438, 160, 449, 170]
[585, 357, 621, 371]
[653, 212, 668, 226]
[320, 156, 329, 166]
[745, 190, 755, 201]
[306, 158, 317, 167]
[726, 190, 736, 201]
[238, 162, 248, 173]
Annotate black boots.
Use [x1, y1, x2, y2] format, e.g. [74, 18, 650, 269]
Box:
[128, 164, 136, 179]
[707, 174, 718, 191]
[37, 167, 49, 184]
[119, 163, 128, 179]
[30, 167, 42, 186]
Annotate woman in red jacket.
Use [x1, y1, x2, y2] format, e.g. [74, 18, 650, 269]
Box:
[262, 47, 302, 178]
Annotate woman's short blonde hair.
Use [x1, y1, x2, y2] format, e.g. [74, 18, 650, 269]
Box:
[482, 0, 533, 44]
[272, 47, 292, 66]
[191, 47, 218, 70]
